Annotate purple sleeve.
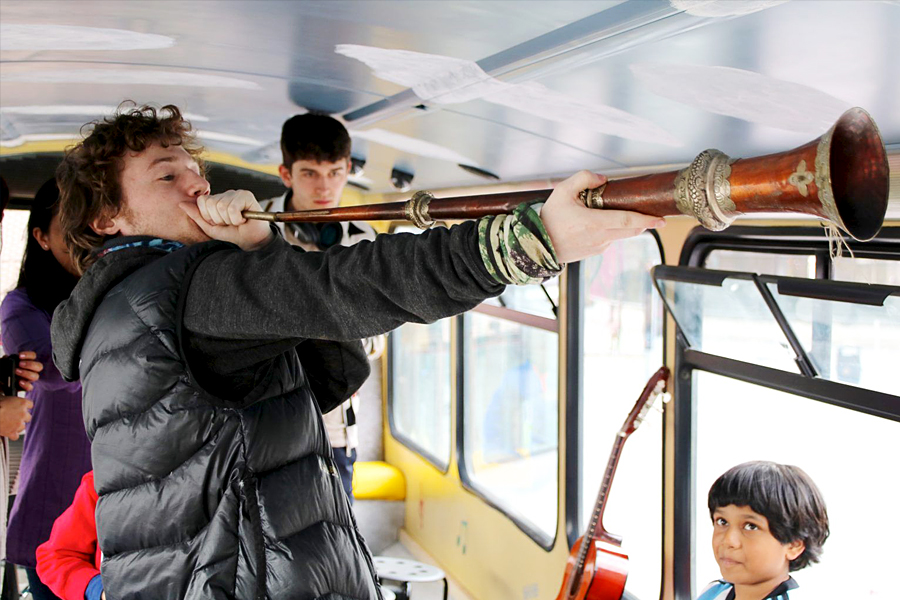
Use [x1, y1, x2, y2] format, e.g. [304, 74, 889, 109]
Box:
[1, 289, 76, 391]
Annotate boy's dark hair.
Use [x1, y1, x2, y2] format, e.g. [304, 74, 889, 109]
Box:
[56, 102, 204, 274]
[280, 113, 351, 167]
[708, 461, 829, 571]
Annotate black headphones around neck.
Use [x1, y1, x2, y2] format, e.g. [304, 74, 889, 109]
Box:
[289, 222, 343, 250]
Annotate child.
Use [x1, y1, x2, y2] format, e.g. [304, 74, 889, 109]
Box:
[35, 471, 102, 600]
[698, 461, 829, 600]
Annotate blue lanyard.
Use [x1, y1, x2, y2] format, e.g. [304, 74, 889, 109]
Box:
[96, 238, 185, 259]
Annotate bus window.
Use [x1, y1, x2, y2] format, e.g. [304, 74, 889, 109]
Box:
[0, 209, 29, 299]
[388, 320, 453, 469]
[461, 285, 559, 544]
[833, 256, 900, 285]
[705, 250, 814, 278]
[483, 276, 558, 320]
[579, 233, 664, 600]
[760, 278, 899, 394]
[694, 371, 898, 599]
[656, 272, 800, 373]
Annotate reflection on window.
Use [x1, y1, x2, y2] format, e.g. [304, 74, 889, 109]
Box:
[580, 234, 663, 600]
[764, 283, 899, 395]
[705, 250, 814, 278]
[463, 313, 558, 540]
[0, 209, 29, 302]
[483, 277, 558, 319]
[833, 257, 900, 285]
[389, 320, 452, 468]
[694, 371, 898, 599]
[657, 275, 798, 372]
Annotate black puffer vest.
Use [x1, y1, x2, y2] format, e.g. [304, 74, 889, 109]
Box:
[79, 243, 380, 600]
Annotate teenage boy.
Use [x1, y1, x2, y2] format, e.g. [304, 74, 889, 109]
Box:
[266, 113, 377, 503]
[51, 103, 661, 600]
[699, 461, 830, 600]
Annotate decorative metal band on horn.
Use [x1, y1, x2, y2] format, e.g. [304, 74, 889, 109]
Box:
[578, 182, 607, 209]
[814, 123, 842, 230]
[405, 191, 436, 229]
[674, 149, 738, 231]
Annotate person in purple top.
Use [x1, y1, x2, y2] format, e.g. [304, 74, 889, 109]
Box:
[1, 178, 90, 600]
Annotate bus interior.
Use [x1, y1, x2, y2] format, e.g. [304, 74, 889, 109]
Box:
[0, 2, 898, 599]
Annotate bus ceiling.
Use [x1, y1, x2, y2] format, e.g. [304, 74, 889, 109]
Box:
[1, 0, 898, 212]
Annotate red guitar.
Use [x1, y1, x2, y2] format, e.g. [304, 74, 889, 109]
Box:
[555, 366, 670, 600]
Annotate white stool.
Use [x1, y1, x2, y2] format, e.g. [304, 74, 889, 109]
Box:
[379, 586, 396, 600]
[373, 556, 448, 600]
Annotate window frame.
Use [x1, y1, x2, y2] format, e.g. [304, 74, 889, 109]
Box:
[671, 225, 900, 600]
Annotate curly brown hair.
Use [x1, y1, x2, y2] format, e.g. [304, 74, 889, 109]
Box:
[56, 102, 205, 274]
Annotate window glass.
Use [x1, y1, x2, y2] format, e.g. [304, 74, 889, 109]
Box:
[483, 278, 558, 319]
[580, 234, 664, 600]
[656, 274, 798, 372]
[463, 312, 558, 540]
[832, 256, 900, 285]
[705, 250, 814, 278]
[389, 320, 452, 468]
[763, 282, 900, 395]
[694, 371, 898, 599]
[0, 209, 29, 303]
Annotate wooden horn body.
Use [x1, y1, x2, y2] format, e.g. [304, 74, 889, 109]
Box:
[244, 108, 889, 241]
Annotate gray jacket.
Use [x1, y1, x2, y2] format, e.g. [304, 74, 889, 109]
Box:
[51, 222, 503, 599]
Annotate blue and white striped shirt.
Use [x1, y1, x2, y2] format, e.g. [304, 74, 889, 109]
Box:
[696, 577, 799, 600]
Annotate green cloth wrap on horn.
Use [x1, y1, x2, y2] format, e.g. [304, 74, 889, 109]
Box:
[477, 202, 562, 286]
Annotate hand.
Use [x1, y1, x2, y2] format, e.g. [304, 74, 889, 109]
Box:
[540, 171, 665, 264]
[179, 190, 273, 251]
[15, 351, 42, 392]
[0, 395, 32, 439]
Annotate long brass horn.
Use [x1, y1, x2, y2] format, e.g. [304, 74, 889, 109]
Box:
[244, 107, 890, 241]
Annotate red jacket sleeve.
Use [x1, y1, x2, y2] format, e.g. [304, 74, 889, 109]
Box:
[35, 471, 100, 600]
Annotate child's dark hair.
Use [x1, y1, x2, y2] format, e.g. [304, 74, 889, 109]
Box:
[708, 461, 829, 571]
[280, 113, 351, 167]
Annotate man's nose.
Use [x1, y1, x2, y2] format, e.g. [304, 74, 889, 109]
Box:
[187, 172, 211, 197]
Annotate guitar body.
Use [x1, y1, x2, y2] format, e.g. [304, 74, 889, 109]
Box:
[555, 536, 628, 600]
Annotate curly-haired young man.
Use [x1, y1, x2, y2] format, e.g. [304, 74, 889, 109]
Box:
[51, 103, 662, 600]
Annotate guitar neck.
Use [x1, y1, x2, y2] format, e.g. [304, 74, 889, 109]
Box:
[590, 435, 626, 542]
[568, 434, 626, 595]
[562, 366, 668, 600]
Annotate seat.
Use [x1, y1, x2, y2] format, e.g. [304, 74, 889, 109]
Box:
[373, 556, 448, 600]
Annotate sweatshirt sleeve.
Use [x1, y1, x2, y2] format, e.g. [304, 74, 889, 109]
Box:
[183, 219, 505, 342]
[36, 472, 100, 600]
[1, 290, 79, 392]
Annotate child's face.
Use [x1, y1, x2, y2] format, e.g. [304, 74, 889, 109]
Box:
[712, 505, 805, 589]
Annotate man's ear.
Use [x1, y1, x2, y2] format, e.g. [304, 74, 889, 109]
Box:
[90, 212, 120, 236]
[278, 164, 292, 189]
[785, 539, 805, 561]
